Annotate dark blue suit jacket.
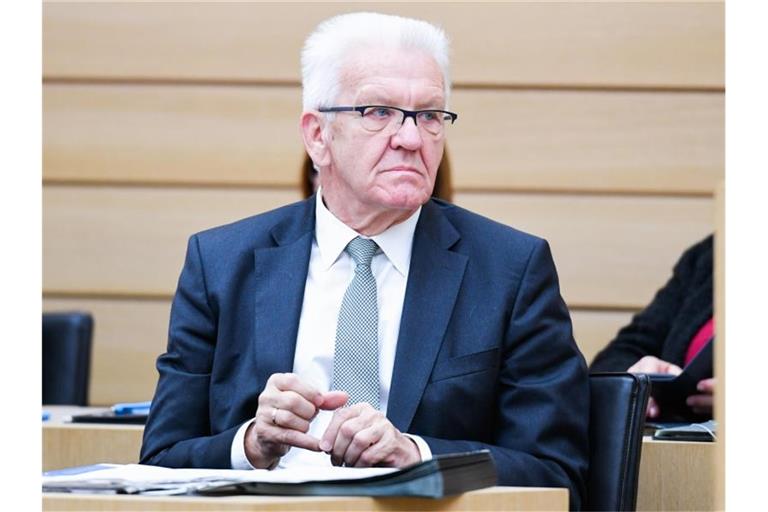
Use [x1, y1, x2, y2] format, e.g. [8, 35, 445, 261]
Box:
[140, 197, 590, 508]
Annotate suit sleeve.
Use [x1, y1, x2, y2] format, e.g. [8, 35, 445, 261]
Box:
[589, 241, 701, 372]
[140, 234, 238, 468]
[420, 240, 589, 510]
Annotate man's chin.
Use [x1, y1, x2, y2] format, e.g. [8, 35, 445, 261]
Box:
[377, 190, 430, 211]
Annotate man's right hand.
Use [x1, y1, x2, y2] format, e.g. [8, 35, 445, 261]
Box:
[244, 373, 348, 469]
[627, 356, 683, 419]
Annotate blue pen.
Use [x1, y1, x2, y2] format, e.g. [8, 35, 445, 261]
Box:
[111, 400, 152, 415]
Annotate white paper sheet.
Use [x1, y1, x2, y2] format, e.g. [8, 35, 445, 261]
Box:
[43, 463, 397, 487]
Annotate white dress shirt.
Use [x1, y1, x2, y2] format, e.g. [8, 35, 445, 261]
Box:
[231, 189, 432, 469]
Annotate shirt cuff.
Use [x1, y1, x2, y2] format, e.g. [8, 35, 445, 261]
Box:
[403, 433, 432, 462]
[230, 419, 256, 470]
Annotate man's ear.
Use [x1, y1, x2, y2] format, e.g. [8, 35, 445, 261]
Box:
[300, 112, 331, 168]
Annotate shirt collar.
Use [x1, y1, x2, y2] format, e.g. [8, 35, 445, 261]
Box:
[314, 187, 421, 277]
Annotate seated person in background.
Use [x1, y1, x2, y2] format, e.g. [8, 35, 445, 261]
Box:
[301, 147, 454, 202]
[140, 11, 589, 509]
[590, 234, 714, 419]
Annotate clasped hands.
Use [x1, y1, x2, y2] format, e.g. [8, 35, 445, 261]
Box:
[244, 373, 421, 469]
[627, 355, 715, 419]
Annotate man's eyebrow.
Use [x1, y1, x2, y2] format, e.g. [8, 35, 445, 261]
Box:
[414, 98, 446, 110]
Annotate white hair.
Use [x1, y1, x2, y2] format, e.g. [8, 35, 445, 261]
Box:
[301, 12, 451, 111]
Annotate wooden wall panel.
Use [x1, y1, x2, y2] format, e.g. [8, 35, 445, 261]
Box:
[44, 186, 712, 309]
[42, 296, 631, 405]
[454, 192, 713, 308]
[44, 84, 724, 194]
[43, 2, 724, 88]
[43, 186, 302, 296]
[43, 84, 304, 186]
[450, 89, 723, 194]
[571, 310, 635, 366]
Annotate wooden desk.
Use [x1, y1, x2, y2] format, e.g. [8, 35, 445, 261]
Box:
[637, 436, 716, 511]
[42, 406, 143, 472]
[42, 409, 717, 510]
[43, 487, 567, 511]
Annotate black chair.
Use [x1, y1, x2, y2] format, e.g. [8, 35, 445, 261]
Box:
[585, 372, 650, 511]
[42, 312, 93, 405]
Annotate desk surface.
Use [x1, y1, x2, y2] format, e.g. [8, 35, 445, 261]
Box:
[43, 406, 144, 472]
[637, 436, 716, 511]
[43, 486, 567, 511]
[42, 407, 717, 511]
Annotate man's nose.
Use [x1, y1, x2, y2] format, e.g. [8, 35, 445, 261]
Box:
[390, 116, 423, 151]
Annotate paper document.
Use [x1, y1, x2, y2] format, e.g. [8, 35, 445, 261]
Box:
[43, 463, 397, 494]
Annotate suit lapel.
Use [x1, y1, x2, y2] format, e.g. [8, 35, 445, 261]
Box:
[387, 201, 467, 431]
[252, 199, 315, 389]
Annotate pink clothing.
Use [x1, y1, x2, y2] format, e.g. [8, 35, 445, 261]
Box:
[684, 317, 714, 366]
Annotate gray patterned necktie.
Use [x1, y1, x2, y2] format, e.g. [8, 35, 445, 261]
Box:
[332, 236, 380, 409]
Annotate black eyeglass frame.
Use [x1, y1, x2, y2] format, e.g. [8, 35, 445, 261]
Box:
[318, 105, 458, 128]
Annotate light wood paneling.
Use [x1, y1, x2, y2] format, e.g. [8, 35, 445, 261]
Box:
[43, 84, 724, 194]
[43, 2, 723, 88]
[450, 89, 723, 194]
[43, 84, 304, 187]
[571, 310, 635, 366]
[43, 186, 711, 308]
[43, 406, 143, 471]
[43, 186, 302, 297]
[43, 296, 629, 404]
[637, 438, 716, 511]
[454, 192, 713, 308]
[43, 487, 567, 512]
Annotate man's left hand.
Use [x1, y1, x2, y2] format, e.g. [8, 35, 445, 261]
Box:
[319, 403, 421, 468]
[686, 377, 716, 415]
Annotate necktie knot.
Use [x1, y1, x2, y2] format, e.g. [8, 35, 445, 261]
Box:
[346, 237, 378, 268]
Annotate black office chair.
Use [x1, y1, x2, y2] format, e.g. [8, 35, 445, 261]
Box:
[42, 311, 94, 405]
[585, 372, 650, 511]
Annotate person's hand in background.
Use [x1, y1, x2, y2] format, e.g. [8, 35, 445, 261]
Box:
[686, 377, 715, 416]
[627, 356, 683, 419]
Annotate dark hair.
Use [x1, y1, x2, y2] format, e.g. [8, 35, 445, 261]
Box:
[300, 147, 453, 202]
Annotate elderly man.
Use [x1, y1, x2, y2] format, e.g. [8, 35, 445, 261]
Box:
[141, 11, 589, 509]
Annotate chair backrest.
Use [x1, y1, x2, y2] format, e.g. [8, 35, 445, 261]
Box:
[586, 372, 650, 511]
[42, 312, 93, 405]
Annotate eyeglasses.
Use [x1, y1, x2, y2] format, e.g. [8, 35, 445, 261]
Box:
[318, 105, 458, 136]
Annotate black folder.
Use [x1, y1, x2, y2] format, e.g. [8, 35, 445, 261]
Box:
[69, 411, 148, 425]
[648, 339, 713, 422]
[198, 450, 497, 498]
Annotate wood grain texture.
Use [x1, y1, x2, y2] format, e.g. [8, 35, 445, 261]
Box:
[43, 84, 724, 194]
[42, 487, 568, 512]
[43, 2, 723, 88]
[42, 186, 302, 297]
[571, 310, 635, 366]
[43, 84, 304, 187]
[43, 422, 143, 472]
[637, 438, 716, 511]
[43, 296, 630, 404]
